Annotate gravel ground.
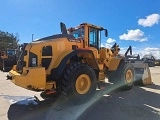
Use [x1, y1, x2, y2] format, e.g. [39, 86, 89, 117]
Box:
[0, 66, 160, 120]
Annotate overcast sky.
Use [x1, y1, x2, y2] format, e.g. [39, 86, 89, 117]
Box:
[1, 0, 160, 58]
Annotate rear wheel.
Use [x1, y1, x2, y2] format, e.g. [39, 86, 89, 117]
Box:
[61, 62, 97, 104]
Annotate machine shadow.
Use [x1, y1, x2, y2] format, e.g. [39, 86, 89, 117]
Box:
[144, 83, 160, 90]
[7, 94, 66, 120]
[78, 84, 160, 120]
[8, 83, 160, 120]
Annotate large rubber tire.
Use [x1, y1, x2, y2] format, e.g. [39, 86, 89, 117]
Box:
[61, 62, 97, 104]
[108, 63, 135, 90]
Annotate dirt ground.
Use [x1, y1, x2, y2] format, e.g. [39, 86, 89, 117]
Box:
[0, 66, 160, 120]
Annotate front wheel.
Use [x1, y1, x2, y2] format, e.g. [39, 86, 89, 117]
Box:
[120, 63, 135, 90]
[108, 63, 135, 90]
[61, 62, 97, 104]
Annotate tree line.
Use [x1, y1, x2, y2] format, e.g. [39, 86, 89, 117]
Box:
[0, 30, 19, 50]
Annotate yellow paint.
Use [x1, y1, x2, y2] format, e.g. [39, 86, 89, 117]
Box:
[46, 81, 56, 90]
[108, 58, 121, 71]
[10, 67, 47, 90]
[75, 74, 91, 94]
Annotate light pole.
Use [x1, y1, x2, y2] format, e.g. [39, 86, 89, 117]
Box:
[32, 34, 34, 42]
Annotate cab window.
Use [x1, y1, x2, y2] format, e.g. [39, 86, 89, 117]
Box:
[69, 27, 84, 39]
[89, 28, 99, 48]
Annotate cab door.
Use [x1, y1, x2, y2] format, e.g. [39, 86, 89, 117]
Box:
[89, 27, 99, 48]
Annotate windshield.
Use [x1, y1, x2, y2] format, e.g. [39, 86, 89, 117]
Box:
[69, 27, 84, 39]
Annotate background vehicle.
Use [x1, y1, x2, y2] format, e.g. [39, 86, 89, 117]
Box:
[124, 46, 157, 67]
[155, 59, 160, 66]
[142, 55, 155, 67]
[0, 48, 17, 72]
[7, 22, 152, 104]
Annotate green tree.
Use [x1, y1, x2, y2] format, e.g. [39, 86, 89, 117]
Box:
[0, 31, 19, 50]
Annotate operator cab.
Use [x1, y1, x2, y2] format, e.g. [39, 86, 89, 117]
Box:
[68, 23, 108, 50]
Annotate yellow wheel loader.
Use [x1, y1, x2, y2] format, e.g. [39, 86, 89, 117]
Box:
[7, 22, 152, 104]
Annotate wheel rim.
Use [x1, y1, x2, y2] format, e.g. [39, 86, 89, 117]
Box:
[75, 74, 91, 95]
[125, 70, 133, 83]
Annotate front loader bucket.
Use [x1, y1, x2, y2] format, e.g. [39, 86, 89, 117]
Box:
[132, 62, 152, 86]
